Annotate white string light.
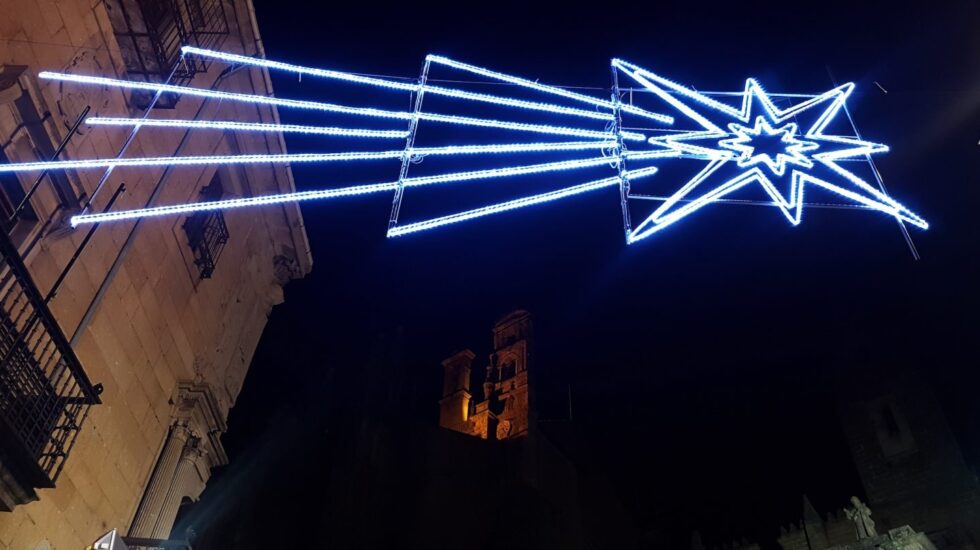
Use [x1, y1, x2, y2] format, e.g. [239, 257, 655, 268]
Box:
[0, 143, 619, 174]
[87, 117, 410, 138]
[426, 56, 674, 125]
[71, 182, 400, 226]
[181, 46, 419, 91]
[17, 52, 925, 245]
[418, 113, 644, 141]
[41, 72, 640, 141]
[182, 47, 617, 122]
[71, 164, 660, 229]
[401, 156, 616, 188]
[39, 71, 414, 120]
[613, 59, 928, 243]
[0, 151, 406, 173]
[388, 166, 660, 236]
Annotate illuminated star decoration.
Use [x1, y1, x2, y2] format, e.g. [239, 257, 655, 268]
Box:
[612, 59, 928, 244]
[0, 48, 927, 248]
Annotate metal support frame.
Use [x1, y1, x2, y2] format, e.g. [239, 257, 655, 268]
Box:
[80, 56, 184, 217]
[387, 59, 431, 233]
[609, 64, 633, 240]
[826, 66, 919, 260]
[44, 184, 126, 304]
[841, 104, 920, 260]
[8, 106, 90, 226]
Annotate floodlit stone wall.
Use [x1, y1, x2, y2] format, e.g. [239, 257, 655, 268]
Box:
[0, 0, 310, 546]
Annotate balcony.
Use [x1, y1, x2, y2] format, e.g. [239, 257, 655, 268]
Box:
[184, 209, 228, 279]
[0, 229, 101, 511]
[107, 0, 229, 108]
[183, 176, 229, 279]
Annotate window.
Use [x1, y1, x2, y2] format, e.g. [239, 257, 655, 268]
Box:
[869, 397, 917, 458]
[183, 174, 229, 279]
[0, 65, 84, 241]
[105, 0, 229, 108]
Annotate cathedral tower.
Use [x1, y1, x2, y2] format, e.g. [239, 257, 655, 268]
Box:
[439, 350, 475, 433]
[438, 310, 532, 440]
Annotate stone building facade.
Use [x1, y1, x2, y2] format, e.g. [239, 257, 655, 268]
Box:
[439, 310, 531, 441]
[0, 0, 310, 547]
[837, 371, 980, 549]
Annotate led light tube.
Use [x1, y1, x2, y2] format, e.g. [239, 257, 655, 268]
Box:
[181, 46, 418, 91]
[388, 166, 660, 236]
[0, 142, 619, 174]
[401, 156, 615, 188]
[426, 55, 674, 125]
[39, 72, 414, 120]
[417, 112, 643, 141]
[70, 182, 400, 226]
[42, 72, 639, 141]
[87, 117, 410, 138]
[0, 151, 407, 173]
[182, 47, 615, 121]
[412, 141, 618, 156]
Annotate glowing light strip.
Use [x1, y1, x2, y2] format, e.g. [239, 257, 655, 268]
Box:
[87, 117, 409, 138]
[39, 72, 414, 120]
[180, 46, 418, 91]
[42, 72, 640, 141]
[389, 166, 660, 236]
[182, 47, 615, 122]
[71, 164, 660, 229]
[613, 59, 928, 243]
[413, 141, 618, 156]
[32, 53, 925, 245]
[426, 55, 674, 124]
[401, 156, 614, 188]
[417, 112, 644, 141]
[71, 182, 400, 226]
[629, 192, 886, 210]
[0, 143, 618, 173]
[0, 151, 406, 172]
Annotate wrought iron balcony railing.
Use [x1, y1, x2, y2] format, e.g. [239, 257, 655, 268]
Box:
[183, 176, 229, 279]
[184, 209, 228, 279]
[108, 0, 229, 107]
[0, 229, 101, 510]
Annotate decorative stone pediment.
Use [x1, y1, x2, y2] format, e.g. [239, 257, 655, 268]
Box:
[130, 381, 230, 538]
[171, 380, 228, 469]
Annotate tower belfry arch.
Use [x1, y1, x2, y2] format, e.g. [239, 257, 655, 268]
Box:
[439, 310, 532, 441]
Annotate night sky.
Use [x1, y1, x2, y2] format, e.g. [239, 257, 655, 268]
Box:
[197, 1, 980, 547]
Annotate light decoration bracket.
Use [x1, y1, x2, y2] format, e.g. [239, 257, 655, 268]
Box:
[0, 47, 926, 251]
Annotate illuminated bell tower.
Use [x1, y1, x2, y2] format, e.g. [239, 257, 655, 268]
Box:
[438, 310, 532, 441]
[439, 350, 475, 434]
[485, 310, 532, 439]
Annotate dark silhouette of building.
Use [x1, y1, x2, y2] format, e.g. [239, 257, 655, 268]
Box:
[711, 368, 980, 550]
[187, 311, 637, 549]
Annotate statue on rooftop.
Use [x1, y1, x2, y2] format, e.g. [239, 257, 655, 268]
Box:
[844, 496, 877, 539]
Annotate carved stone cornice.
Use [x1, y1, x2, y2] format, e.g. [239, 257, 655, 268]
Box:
[171, 381, 228, 468]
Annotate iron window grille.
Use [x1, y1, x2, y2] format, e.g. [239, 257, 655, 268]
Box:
[183, 175, 228, 279]
[0, 229, 101, 508]
[107, 0, 229, 108]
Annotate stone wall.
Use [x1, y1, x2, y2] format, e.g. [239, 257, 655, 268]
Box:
[839, 371, 980, 542]
[0, 0, 310, 546]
